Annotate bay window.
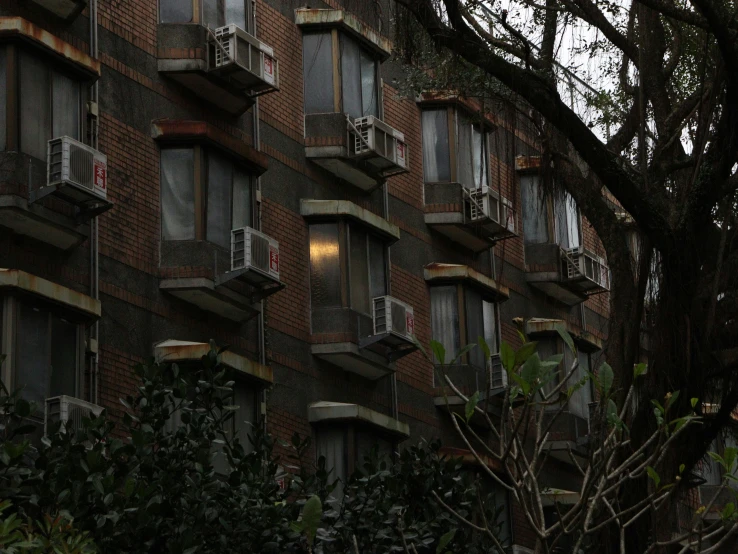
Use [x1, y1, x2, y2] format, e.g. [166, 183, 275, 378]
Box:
[302, 31, 379, 119]
[160, 146, 252, 249]
[159, 0, 251, 29]
[520, 173, 581, 248]
[0, 46, 83, 160]
[421, 107, 490, 189]
[536, 337, 593, 416]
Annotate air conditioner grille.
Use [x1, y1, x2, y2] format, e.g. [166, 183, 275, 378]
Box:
[250, 233, 270, 272]
[69, 146, 94, 191]
[232, 228, 246, 269]
[390, 301, 407, 335]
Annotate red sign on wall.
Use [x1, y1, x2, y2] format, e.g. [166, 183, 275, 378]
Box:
[94, 159, 107, 193]
[269, 247, 279, 274]
[406, 314, 415, 336]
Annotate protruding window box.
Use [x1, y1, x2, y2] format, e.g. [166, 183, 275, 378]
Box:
[525, 243, 610, 306]
[157, 22, 279, 115]
[539, 410, 591, 462]
[305, 114, 409, 191]
[304, 200, 416, 379]
[28, 0, 88, 22]
[308, 401, 410, 441]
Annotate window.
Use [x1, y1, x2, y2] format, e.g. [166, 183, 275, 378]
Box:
[160, 146, 253, 249]
[308, 222, 388, 314]
[302, 32, 379, 119]
[429, 284, 499, 368]
[0, 47, 83, 160]
[214, 381, 257, 473]
[520, 175, 582, 248]
[537, 337, 594, 416]
[554, 190, 580, 249]
[1, 297, 81, 410]
[420, 107, 490, 188]
[159, 0, 250, 28]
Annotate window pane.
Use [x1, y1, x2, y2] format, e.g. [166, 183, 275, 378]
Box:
[472, 126, 487, 189]
[20, 51, 50, 160]
[160, 0, 193, 22]
[340, 35, 362, 119]
[310, 223, 341, 308]
[50, 316, 77, 398]
[537, 338, 559, 400]
[303, 33, 335, 114]
[207, 151, 233, 249]
[161, 148, 196, 240]
[349, 226, 370, 314]
[202, 0, 224, 28]
[568, 351, 592, 418]
[520, 175, 549, 244]
[563, 192, 581, 248]
[360, 47, 378, 117]
[466, 288, 485, 368]
[483, 300, 497, 354]
[421, 110, 450, 182]
[316, 427, 347, 501]
[0, 46, 6, 151]
[356, 431, 392, 465]
[457, 115, 473, 189]
[16, 304, 49, 408]
[52, 71, 80, 140]
[225, 0, 247, 28]
[232, 167, 251, 230]
[430, 286, 459, 360]
[233, 383, 256, 453]
[368, 236, 386, 299]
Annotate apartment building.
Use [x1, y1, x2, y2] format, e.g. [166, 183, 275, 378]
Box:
[0, 0, 614, 549]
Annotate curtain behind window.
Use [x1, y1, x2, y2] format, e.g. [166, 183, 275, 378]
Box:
[360, 47, 378, 117]
[0, 47, 6, 151]
[421, 110, 450, 182]
[309, 223, 341, 308]
[466, 288, 485, 369]
[303, 34, 335, 114]
[52, 71, 80, 140]
[17, 304, 49, 408]
[50, 316, 77, 398]
[20, 51, 50, 160]
[555, 191, 580, 249]
[430, 286, 459, 362]
[457, 115, 473, 189]
[316, 427, 347, 501]
[161, 149, 196, 240]
[483, 300, 497, 354]
[340, 36, 362, 119]
[520, 175, 549, 244]
[349, 226, 370, 313]
[207, 150, 233, 249]
[472, 125, 487, 189]
[568, 351, 592, 418]
[537, 338, 559, 403]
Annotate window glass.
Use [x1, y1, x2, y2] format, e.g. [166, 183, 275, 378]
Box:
[0, 47, 6, 151]
[16, 304, 49, 408]
[457, 114, 473, 189]
[232, 167, 251, 230]
[340, 35, 362, 119]
[368, 236, 386, 301]
[520, 174, 549, 244]
[316, 426, 347, 500]
[207, 150, 233, 249]
[303, 33, 335, 114]
[360, 48, 378, 117]
[160, 0, 193, 22]
[536, 338, 559, 400]
[310, 223, 342, 308]
[555, 191, 580, 249]
[483, 300, 497, 354]
[421, 110, 451, 182]
[568, 350, 592, 418]
[20, 51, 50, 160]
[52, 71, 80, 140]
[466, 288, 485, 369]
[50, 315, 77, 399]
[349, 227, 370, 314]
[430, 286, 459, 361]
[232, 383, 256, 451]
[161, 148, 196, 240]
[472, 125, 487, 189]
[225, 0, 247, 28]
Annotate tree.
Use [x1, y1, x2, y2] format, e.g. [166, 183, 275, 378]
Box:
[393, 0, 738, 550]
[424, 330, 738, 553]
[0, 348, 507, 553]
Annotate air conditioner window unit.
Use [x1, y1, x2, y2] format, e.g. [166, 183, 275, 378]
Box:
[468, 186, 516, 235]
[45, 395, 103, 437]
[372, 295, 415, 345]
[209, 24, 279, 93]
[488, 353, 507, 390]
[47, 136, 107, 203]
[231, 227, 280, 284]
[563, 246, 610, 290]
[352, 116, 409, 175]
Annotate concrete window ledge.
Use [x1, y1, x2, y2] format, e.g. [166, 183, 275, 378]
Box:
[295, 9, 392, 60]
[0, 194, 88, 251]
[154, 339, 273, 385]
[424, 263, 510, 302]
[524, 318, 603, 352]
[308, 401, 410, 440]
[300, 199, 400, 243]
[159, 277, 258, 323]
[0, 268, 100, 320]
[310, 342, 395, 381]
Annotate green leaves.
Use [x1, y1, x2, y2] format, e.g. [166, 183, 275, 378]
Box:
[465, 392, 480, 423]
[437, 528, 457, 553]
[646, 466, 661, 489]
[555, 323, 575, 354]
[291, 495, 322, 546]
[500, 342, 515, 373]
[598, 363, 614, 395]
[633, 363, 647, 378]
[431, 341, 446, 365]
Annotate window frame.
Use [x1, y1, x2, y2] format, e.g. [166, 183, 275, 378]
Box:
[1, 44, 86, 160]
[0, 294, 84, 411]
[420, 105, 492, 189]
[308, 220, 390, 317]
[302, 30, 382, 119]
[520, 173, 583, 249]
[429, 282, 501, 369]
[158, 0, 253, 30]
[159, 144, 255, 249]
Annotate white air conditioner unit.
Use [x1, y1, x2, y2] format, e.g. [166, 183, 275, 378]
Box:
[372, 295, 415, 346]
[352, 116, 409, 176]
[47, 136, 108, 203]
[488, 353, 507, 390]
[45, 395, 103, 436]
[563, 246, 610, 291]
[468, 186, 516, 235]
[231, 227, 280, 284]
[209, 24, 279, 93]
